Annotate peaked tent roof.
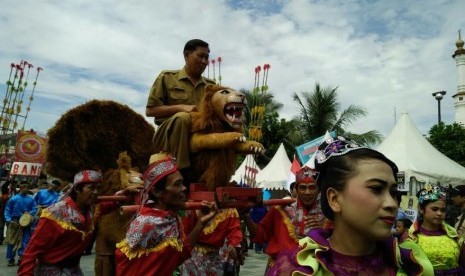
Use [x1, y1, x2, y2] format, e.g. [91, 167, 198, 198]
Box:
[377, 113, 465, 186]
[256, 143, 292, 190]
[230, 154, 261, 185]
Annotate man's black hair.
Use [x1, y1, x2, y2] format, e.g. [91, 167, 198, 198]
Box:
[184, 39, 209, 52]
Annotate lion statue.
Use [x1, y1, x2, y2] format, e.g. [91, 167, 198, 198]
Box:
[188, 84, 264, 190]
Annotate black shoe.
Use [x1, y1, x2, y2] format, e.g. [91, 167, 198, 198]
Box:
[8, 259, 15, 267]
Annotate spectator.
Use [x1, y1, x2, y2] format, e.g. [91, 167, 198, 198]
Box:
[450, 184, 465, 237]
[394, 218, 412, 243]
[289, 182, 297, 199]
[34, 180, 60, 215]
[407, 185, 465, 274]
[4, 181, 37, 266]
[0, 181, 11, 245]
[249, 205, 267, 253]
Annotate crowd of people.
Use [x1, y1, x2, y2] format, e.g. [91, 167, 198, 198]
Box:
[0, 38, 464, 275]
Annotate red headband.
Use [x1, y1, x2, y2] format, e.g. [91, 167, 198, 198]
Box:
[143, 156, 177, 192]
[296, 166, 317, 184]
[73, 170, 102, 186]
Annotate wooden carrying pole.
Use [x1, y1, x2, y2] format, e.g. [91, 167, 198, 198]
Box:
[118, 198, 296, 215]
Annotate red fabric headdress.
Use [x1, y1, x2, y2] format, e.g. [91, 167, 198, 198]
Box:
[143, 153, 178, 192]
[73, 170, 102, 186]
[60, 169, 102, 200]
[296, 166, 317, 184]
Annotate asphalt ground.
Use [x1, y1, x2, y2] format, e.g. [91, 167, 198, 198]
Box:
[0, 241, 268, 276]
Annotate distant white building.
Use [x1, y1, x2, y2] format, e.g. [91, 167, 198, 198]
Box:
[452, 30, 465, 125]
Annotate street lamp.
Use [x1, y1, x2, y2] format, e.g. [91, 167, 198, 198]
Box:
[432, 91, 446, 124]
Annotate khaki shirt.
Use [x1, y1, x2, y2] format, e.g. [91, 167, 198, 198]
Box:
[146, 67, 216, 124]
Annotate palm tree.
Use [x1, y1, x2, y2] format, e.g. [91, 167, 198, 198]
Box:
[293, 83, 381, 146]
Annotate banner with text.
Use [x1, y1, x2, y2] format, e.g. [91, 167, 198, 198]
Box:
[295, 131, 335, 165]
[400, 195, 418, 223]
[10, 162, 43, 176]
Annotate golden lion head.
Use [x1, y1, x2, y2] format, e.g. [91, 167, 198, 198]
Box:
[192, 85, 247, 132]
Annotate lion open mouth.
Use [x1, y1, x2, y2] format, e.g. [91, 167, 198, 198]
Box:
[224, 103, 245, 123]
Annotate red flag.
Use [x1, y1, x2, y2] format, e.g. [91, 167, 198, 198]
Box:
[290, 155, 301, 174]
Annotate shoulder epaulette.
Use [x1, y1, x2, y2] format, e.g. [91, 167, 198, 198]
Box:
[159, 69, 180, 75]
[203, 77, 217, 84]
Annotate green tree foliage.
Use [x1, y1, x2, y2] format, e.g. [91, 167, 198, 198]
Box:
[293, 83, 381, 146]
[257, 110, 297, 167]
[241, 89, 295, 167]
[427, 122, 465, 167]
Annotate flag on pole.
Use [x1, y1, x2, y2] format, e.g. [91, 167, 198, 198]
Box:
[286, 155, 301, 192]
[304, 131, 335, 169]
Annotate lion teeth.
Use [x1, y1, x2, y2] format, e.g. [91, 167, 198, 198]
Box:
[224, 103, 245, 123]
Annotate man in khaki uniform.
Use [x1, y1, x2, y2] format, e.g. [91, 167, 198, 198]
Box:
[450, 185, 465, 237]
[146, 39, 216, 171]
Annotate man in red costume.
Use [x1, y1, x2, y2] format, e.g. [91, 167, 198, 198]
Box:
[243, 166, 324, 273]
[179, 206, 243, 275]
[18, 170, 142, 275]
[115, 153, 216, 276]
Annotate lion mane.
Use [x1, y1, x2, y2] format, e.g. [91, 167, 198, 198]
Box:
[191, 85, 234, 133]
[189, 85, 263, 191]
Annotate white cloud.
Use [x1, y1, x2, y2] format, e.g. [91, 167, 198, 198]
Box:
[0, 0, 464, 140]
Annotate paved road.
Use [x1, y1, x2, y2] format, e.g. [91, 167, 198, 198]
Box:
[0, 243, 267, 275]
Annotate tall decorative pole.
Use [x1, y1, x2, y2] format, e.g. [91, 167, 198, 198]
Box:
[0, 63, 16, 128]
[1, 64, 21, 133]
[245, 63, 271, 187]
[12, 61, 35, 131]
[1, 60, 42, 135]
[217, 57, 222, 85]
[203, 56, 222, 84]
[211, 59, 216, 83]
[22, 67, 43, 129]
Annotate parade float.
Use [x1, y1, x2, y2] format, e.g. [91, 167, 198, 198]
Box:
[44, 59, 294, 274]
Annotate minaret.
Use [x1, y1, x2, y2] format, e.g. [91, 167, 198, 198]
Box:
[452, 30, 465, 125]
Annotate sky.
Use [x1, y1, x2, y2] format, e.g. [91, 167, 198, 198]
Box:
[0, 0, 464, 143]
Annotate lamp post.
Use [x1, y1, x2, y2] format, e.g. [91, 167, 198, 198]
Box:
[432, 91, 446, 124]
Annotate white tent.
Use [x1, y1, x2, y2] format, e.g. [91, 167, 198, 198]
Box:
[377, 113, 465, 192]
[256, 143, 292, 190]
[230, 154, 261, 185]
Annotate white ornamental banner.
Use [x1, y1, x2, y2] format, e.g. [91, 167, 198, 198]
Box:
[10, 162, 43, 176]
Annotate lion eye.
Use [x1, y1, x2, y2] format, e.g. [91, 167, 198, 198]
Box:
[220, 90, 229, 94]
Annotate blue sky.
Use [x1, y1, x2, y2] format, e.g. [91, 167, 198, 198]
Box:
[0, 0, 464, 141]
